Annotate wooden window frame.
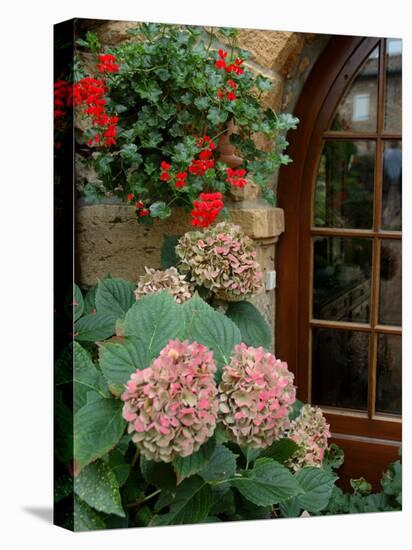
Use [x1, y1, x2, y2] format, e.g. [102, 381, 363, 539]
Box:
[276, 35, 402, 448]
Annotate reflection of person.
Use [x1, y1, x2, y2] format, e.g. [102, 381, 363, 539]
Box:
[382, 142, 402, 229]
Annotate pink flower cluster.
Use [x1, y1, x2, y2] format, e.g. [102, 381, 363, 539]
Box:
[121, 340, 218, 462]
[218, 344, 296, 448]
[286, 404, 331, 471]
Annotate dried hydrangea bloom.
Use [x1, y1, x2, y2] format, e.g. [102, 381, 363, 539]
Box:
[121, 339, 218, 462]
[135, 266, 193, 304]
[218, 344, 296, 448]
[176, 222, 262, 301]
[286, 404, 331, 472]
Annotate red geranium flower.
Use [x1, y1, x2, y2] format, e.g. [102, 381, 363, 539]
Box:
[227, 91, 237, 101]
[161, 161, 172, 171]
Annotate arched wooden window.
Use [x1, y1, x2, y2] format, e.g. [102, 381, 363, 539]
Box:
[277, 36, 402, 487]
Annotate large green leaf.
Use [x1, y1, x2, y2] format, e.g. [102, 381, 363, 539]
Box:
[173, 437, 216, 482]
[225, 301, 272, 349]
[74, 495, 106, 531]
[261, 438, 300, 463]
[74, 460, 125, 517]
[95, 278, 135, 321]
[73, 342, 109, 411]
[153, 476, 212, 525]
[199, 444, 238, 482]
[140, 456, 177, 491]
[74, 397, 126, 470]
[123, 292, 184, 358]
[230, 458, 301, 506]
[74, 313, 115, 342]
[294, 467, 337, 512]
[99, 337, 149, 395]
[182, 296, 241, 379]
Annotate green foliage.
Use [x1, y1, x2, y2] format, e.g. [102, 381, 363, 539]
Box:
[74, 460, 125, 517]
[55, 278, 401, 530]
[74, 397, 126, 470]
[160, 234, 180, 269]
[182, 296, 241, 380]
[225, 301, 272, 349]
[75, 23, 299, 221]
[74, 313, 116, 342]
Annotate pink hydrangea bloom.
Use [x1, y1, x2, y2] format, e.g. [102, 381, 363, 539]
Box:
[286, 404, 331, 471]
[176, 222, 263, 301]
[121, 339, 218, 462]
[218, 344, 296, 448]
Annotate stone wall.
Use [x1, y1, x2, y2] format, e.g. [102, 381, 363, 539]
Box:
[75, 20, 330, 345]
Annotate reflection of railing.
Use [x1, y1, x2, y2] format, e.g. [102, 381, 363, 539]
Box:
[318, 280, 370, 321]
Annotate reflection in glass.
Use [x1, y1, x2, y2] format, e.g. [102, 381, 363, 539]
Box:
[331, 46, 379, 132]
[312, 328, 369, 410]
[313, 237, 372, 322]
[384, 38, 402, 134]
[376, 334, 402, 415]
[314, 141, 375, 229]
[382, 141, 402, 230]
[379, 240, 402, 326]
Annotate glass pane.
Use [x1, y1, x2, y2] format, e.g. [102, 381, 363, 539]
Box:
[379, 240, 402, 325]
[313, 237, 372, 322]
[312, 328, 369, 410]
[314, 141, 375, 229]
[376, 334, 402, 415]
[384, 38, 402, 133]
[331, 46, 379, 132]
[382, 140, 402, 230]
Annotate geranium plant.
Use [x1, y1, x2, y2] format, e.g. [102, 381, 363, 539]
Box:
[73, 23, 299, 225]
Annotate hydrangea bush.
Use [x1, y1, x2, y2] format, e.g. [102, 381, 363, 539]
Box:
[135, 266, 193, 304]
[54, 277, 339, 531]
[55, 278, 399, 531]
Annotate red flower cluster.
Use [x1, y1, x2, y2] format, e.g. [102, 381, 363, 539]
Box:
[73, 77, 118, 147]
[189, 136, 216, 175]
[214, 49, 244, 75]
[215, 50, 244, 101]
[97, 54, 120, 74]
[190, 192, 224, 227]
[127, 194, 150, 217]
[175, 172, 188, 188]
[226, 167, 247, 188]
[54, 80, 73, 121]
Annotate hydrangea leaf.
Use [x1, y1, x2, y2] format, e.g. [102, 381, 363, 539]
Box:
[74, 313, 116, 342]
[74, 460, 125, 517]
[95, 278, 136, 321]
[152, 476, 212, 525]
[294, 467, 338, 512]
[73, 341, 110, 412]
[123, 292, 184, 358]
[182, 296, 241, 380]
[140, 456, 177, 491]
[230, 458, 301, 506]
[74, 397, 126, 470]
[225, 301, 272, 349]
[74, 495, 106, 531]
[260, 438, 300, 463]
[173, 437, 216, 482]
[99, 337, 150, 395]
[199, 444, 238, 482]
